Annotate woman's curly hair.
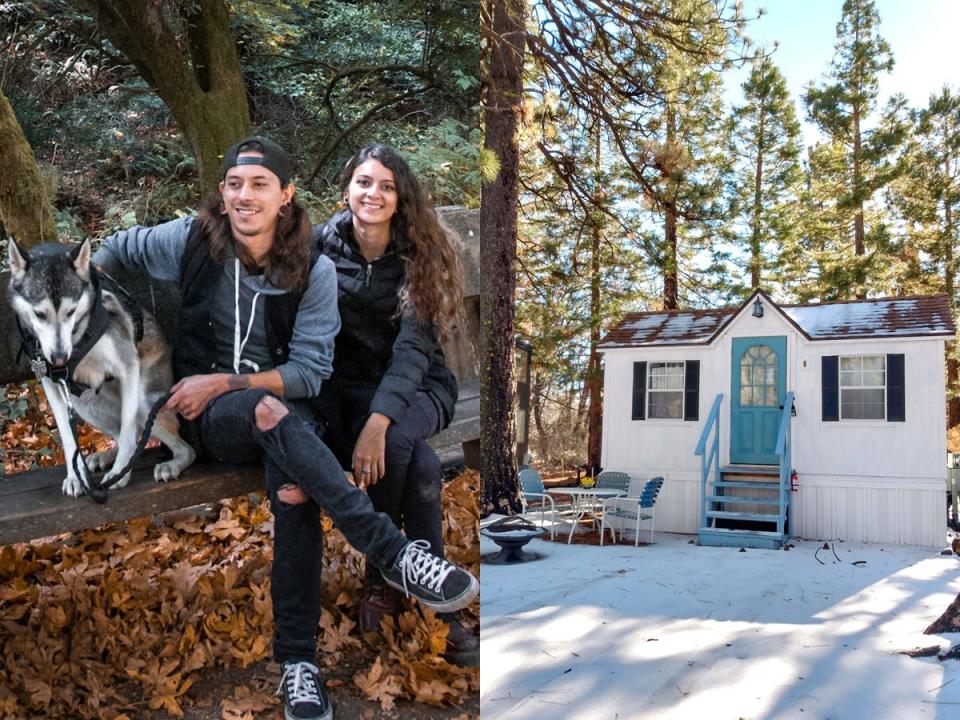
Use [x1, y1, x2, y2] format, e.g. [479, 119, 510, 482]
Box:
[339, 144, 463, 338]
[198, 190, 312, 292]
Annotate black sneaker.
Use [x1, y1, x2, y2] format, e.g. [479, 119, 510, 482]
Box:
[380, 540, 479, 613]
[277, 661, 332, 720]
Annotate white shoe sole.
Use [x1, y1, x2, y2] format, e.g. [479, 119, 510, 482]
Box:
[384, 571, 479, 613]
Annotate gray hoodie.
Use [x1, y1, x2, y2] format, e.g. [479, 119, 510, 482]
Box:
[93, 216, 339, 399]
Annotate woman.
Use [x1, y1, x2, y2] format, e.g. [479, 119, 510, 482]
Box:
[313, 144, 477, 665]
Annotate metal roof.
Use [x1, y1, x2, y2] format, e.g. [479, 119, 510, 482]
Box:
[600, 308, 733, 347]
[599, 294, 956, 348]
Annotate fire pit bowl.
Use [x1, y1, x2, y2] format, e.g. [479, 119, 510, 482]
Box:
[480, 516, 546, 564]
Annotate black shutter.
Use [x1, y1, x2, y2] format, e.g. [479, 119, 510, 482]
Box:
[822, 355, 839, 421]
[887, 353, 905, 422]
[684, 360, 700, 421]
[632, 362, 647, 420]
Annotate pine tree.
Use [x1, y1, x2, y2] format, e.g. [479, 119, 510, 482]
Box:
[632, 0, 738, 309]
[888, 86, 960, 424]
[516, 113, 648, 469]
[726, 55, 803, 295]
[803, 0, 906, 299]
[781, 142, 848, 302]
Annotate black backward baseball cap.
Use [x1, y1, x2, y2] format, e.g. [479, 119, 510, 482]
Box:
[220, 136, 293, 186]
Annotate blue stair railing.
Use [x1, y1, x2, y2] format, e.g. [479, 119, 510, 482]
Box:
[694, 394, 724, 531]
[774, 391, 795, 538]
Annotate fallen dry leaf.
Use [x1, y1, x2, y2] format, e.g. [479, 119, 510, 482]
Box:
[0, 386, 479, 718]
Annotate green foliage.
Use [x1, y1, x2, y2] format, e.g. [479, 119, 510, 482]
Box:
[52, 207, 85, 243]
[724, 55, 803, 297]
[404, 120, 481, 207]
[515, 0, 752, 464]
[232, 0, 479, 188]
[888, 87, 960, 300]
[1, 0, 478, 234]
[802, 0, 907, 298]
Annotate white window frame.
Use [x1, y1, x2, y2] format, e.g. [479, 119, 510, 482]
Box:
[647, 361, 685, 420]
[839, 354, 886, 421]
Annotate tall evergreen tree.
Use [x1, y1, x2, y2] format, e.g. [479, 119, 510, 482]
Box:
[482, 0, 747, 508]
[780, 142, 847, 302]
[635, 2, 736, 310]
[725, 55, 802, 295]
[516, 112, 647, 470]
[803, 0, 905, 299]
[888, 86, 960, 424]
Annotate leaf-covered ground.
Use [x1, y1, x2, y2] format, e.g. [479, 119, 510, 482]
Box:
[0, 381, 479, 718]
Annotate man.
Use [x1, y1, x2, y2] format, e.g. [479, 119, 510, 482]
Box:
[93, 136, 478, 720]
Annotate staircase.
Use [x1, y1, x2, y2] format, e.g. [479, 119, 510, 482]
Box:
[698, 465, 788, 549]
[694, 393, 793, 550]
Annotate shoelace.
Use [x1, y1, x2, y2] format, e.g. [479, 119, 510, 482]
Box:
[399, 539, 456, 596]
[277, 661, 322, 705]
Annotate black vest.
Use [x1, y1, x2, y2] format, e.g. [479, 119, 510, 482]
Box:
[173, 222, 315, 380]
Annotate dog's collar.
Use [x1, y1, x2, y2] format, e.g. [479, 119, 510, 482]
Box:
[17, 268, 112, 395]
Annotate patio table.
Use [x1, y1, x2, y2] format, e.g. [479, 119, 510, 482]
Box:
[546, 487, 626, 544]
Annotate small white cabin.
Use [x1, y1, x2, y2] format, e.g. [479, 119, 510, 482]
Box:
[598, 290, 955, 548]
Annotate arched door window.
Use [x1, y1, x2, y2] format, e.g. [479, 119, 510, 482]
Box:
[739, 345, 778, 407]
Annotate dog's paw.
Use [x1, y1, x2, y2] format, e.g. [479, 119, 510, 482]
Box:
[86, 448, 118, 472]
[62, 475, 86, 497]
[103, 469, 132, 490]
[153, 460, 182, 483]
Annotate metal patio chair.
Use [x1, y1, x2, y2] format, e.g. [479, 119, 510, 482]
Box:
[519, 468, 557, 540]
[600, 476, 666, 546]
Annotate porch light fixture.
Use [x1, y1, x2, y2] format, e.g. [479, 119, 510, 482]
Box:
[752, 297, 764, 318]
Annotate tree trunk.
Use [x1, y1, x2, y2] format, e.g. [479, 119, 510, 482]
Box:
[664, 204, 679, 310]
[751, 112, 765, 289]
[852, 103, 866, 299]
[586, 129, 603, 472]
[663, 107, 679, 310]
[0, 90, 57, 247]
[89, 0, 251, 195]
[479, 0, 525, 516]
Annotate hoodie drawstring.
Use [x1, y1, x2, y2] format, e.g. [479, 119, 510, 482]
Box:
[233, 257, 262, 374]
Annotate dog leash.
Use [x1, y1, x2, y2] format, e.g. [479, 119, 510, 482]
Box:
[62, 383, 173, 504]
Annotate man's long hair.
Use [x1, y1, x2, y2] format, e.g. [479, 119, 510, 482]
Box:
[339, 144, 463, 338]
[197, 193, 313, 291]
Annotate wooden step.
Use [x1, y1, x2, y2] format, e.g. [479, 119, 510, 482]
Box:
[705, 510, 780, 522]
[719, 465, 780, 477]
[706, 495, 782, 506]
[698, 527, 786, 550]
[713, 480, 781, 491]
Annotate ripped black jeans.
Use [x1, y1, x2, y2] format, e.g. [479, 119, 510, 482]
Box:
[197, 388, 409, 664]
[321, 388, 447, 584]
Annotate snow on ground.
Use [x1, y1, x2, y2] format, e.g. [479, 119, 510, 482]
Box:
[481, 529, 960, 720]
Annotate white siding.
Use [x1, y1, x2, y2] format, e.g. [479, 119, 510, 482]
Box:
[600, 303, 947, 547]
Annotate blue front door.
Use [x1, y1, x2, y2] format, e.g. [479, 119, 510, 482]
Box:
[731, 336, 786, 465]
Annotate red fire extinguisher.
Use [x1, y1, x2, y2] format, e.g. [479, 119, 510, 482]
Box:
[790, 469, 799, 492]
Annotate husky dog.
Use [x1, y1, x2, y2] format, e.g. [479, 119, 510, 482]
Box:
[7, 238, 195, 496]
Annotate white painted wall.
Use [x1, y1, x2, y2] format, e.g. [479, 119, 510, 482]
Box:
[600, 303, 947, 546]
